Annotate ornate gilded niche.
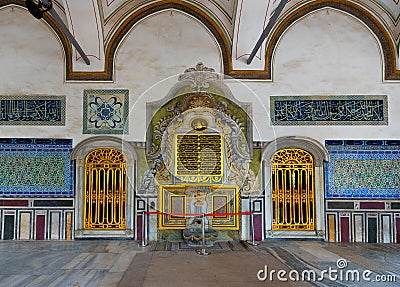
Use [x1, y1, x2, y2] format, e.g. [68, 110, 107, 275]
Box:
[71, 136, 137, 239]
[140, 63, 255, 193]
[139, 63, 257, 233]
[271, 148, 315, 231]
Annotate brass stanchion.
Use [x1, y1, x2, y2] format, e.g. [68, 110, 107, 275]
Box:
[196, 213, 210, 256]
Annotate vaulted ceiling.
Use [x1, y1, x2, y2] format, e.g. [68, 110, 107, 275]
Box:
[91, 0, 400, 46]
[1, 0, 400, 81]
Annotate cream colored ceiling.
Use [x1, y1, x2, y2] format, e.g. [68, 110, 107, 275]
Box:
[52, 0, 399, 51]
[35, 0, 400, 77]
[99, 0, 237, 46]
[92, 0, 400, 42]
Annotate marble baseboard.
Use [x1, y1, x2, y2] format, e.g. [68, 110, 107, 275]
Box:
[75, 229, 134, 239]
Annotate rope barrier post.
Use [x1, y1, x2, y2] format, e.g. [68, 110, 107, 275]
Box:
[139, 210, 148, 247]
[246, 199, 259, 246]
[196, 213, 209, 256]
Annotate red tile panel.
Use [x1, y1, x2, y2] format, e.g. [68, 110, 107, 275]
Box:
[0, 200, 28, 206]
[360, 202, 385, 210]
[36, 215, 45, 240]
[340, 217, 350, 242]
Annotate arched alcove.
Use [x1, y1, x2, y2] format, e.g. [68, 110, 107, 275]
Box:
[264, 0, 399, 81]
[262, 136, 329, 239]
[115, 9, 222, 87]
[106, 1, 230, 81]
[273, 8, 382, 88]
[71, 136, 137, 238]
[0, 4, 64, 91]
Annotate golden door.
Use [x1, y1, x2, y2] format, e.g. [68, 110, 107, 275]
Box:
[84, 148, 126, 230]
[271, 148, 315, 230]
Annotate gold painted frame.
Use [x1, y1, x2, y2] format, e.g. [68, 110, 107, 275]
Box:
[211, 187, 239, 230]
[158, 185, 239, 230]
[159, 185, 187, 229]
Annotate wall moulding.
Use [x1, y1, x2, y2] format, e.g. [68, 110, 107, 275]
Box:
[2, 0, 399, 81]
[70, 0, 400, 81]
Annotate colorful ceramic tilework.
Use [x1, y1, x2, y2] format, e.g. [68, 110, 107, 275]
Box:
[325, 140, 400, 198]
[271, 95, 387, 125]
[0, 138, 73, 197]
[83, 89, 129, 134]
[0, 95, 65, 125]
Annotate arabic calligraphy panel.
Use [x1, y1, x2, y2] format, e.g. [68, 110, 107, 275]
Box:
[271, 95, 387, 125]
[0, 95, 65, 125]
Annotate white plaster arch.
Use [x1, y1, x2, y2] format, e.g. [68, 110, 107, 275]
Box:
[71, 136, 138, 239]
[272, 7, 383, 85]
[262, 136, 329, 240]
[114, 9, 223, 86]
[0, 5, 65, 93]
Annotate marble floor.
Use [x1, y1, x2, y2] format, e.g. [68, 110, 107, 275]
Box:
[0, 240, 398, 287]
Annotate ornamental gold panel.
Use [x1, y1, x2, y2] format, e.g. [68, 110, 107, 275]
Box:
[84, 148, 126, 230]
[159, 185, 239, 230]
[272, 148, 315, 231]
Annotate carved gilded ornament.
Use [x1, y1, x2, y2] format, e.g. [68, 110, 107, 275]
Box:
[140, 63, 256, 196]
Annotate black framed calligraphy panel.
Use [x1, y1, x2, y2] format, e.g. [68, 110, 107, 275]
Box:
[0, 95, 65, 126]
[270, 95, 387, 125]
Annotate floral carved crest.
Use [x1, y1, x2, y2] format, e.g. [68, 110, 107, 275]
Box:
[140, 63, 256, 196]
[178, 62, 220, 92]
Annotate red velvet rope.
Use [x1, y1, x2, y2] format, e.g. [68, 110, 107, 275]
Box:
[145, 211, 253, 217]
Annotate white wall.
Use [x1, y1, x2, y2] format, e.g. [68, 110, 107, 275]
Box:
[0, 6, 399, 146]
[115, 10, 222, 141]
[228, 9, 400, 143]
[0, 7, 221, 144]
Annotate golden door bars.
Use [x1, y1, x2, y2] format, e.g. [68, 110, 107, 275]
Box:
[271, 148, 315, 230]
[84, 148, 127, 230]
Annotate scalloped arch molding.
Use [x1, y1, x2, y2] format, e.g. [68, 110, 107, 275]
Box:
[1, 0, 398, 81]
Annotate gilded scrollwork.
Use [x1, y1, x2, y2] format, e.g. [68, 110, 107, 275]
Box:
[141, 63, 256, 196]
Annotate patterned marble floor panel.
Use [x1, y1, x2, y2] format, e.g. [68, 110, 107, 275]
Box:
[150, 240, 251, 252]
[0, 241, 145, 287]
[0, 240, 398, 287]
[256, 241, 400, 287]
